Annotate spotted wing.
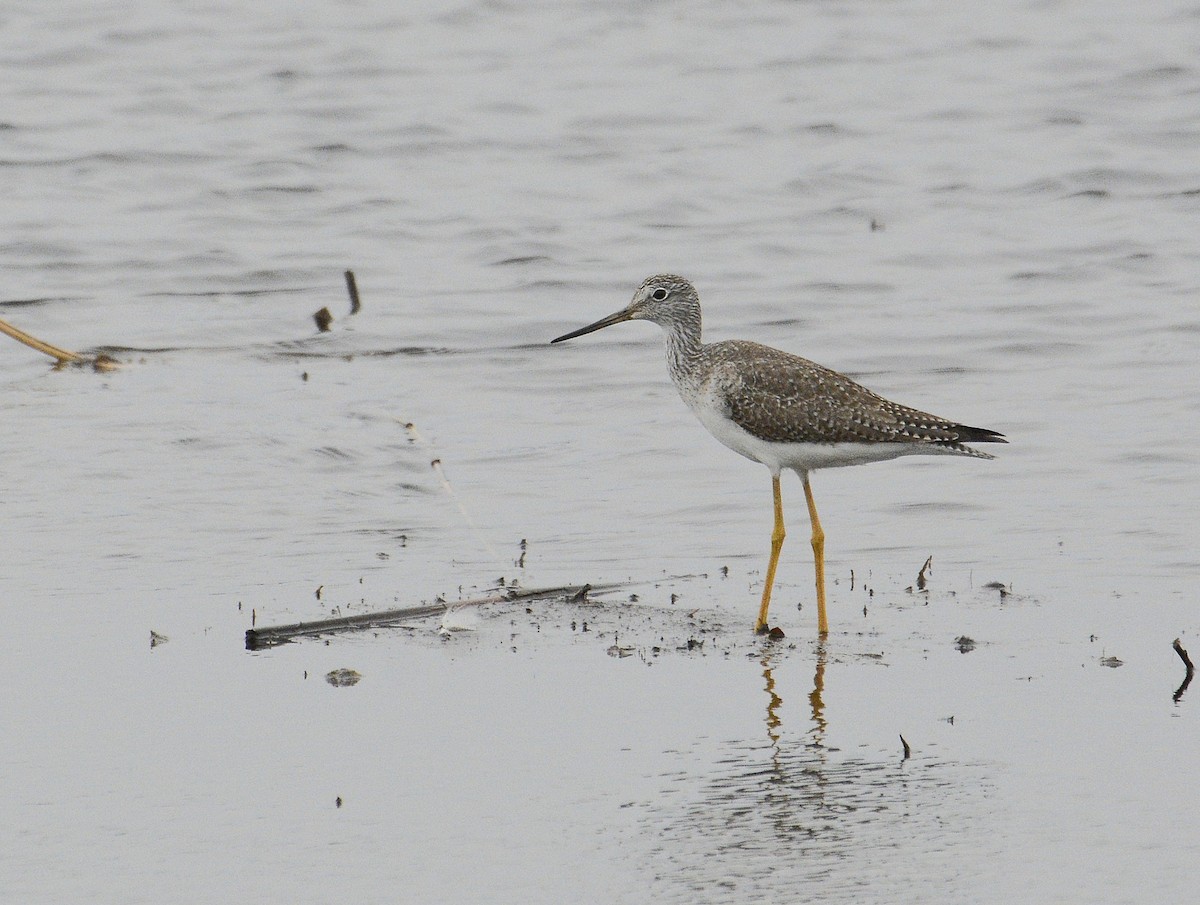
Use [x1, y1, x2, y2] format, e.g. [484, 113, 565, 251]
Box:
[708, 341, 1004, 452]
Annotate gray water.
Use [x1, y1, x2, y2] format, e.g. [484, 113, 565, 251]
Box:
[2, 1, 1199, 902]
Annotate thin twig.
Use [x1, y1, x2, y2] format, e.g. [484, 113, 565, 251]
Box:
[1174, 638, 1195, 672]
[244, 583, 615, 649]
[1173, 638, 1194, 703]
[344, 270, 361, 314]
[402, 420, 505, 569]
[916, 555, 933, 591]
[0, 315, 85, 364]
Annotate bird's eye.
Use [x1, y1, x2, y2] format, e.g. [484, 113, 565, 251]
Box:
[651, 288, 668, 301]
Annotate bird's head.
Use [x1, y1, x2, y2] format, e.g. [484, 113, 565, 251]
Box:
[550, 274, 699, 343]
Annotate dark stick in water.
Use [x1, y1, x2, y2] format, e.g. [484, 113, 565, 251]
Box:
[1173, 638, 1194, 703]
[244, 583, 615, 650]
[344, 270, 361, 314]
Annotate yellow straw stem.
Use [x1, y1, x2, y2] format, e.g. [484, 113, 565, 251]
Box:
[0, 316, 86, 364]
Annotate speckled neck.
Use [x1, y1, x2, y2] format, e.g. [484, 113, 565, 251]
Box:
[661, 302, 704, 390]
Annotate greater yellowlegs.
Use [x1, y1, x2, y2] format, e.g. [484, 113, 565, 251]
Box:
[551, 274, 1005, 636]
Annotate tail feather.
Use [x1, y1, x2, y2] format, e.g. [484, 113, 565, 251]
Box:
[950, 424, 1006, 445]
[930, 424, 1006, 459]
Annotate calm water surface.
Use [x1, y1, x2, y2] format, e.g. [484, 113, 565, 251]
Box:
[2, 1, 1198, 902]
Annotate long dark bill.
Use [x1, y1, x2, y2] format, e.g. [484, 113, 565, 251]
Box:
[550, 308, 634, 344]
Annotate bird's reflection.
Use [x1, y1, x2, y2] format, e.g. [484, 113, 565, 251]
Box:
[754, 640, 834, 848]
[761, 650, 784, 747]
[761, 640, 827, 753]
[808, 642, 827, 743]
[642, 639, 989, 895]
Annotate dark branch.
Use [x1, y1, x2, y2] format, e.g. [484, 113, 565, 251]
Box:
[1173, 638, 1195, 703]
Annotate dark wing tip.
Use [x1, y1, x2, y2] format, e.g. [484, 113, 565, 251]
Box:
[953, 425, 1007, 444]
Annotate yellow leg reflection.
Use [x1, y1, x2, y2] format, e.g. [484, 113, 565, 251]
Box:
[801, 471, 828, 636]
[760, 642, 828, 754]
[755, 472, 786, 633]
[809, 642, 827, 744]
[762, 655, 783, 749]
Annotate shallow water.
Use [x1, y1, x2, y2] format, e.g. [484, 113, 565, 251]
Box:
[2, 1, 1199, 902]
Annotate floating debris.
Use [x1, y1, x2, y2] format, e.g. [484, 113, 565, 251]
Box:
[439, 605, 479, 636]
[244, 584, 610, 649]
[916, 555, 933, 591]
[344, 270, 361, 314]
[1173, 638, 1194, 702]
[0, 314, 119, 370]
[325, 668, 362, 687]
[1099, 656, 1123, 668]
[955, 635, 976, 654]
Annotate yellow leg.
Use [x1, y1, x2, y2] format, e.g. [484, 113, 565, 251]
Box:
[756, 473, 786, 633]
[802, 472, 828, 636]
